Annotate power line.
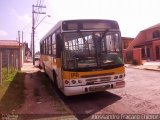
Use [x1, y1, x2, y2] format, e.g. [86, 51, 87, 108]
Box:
[34, 0, 47, 28]
[35, 0, 41, 26]
[32, 3, 46, 66]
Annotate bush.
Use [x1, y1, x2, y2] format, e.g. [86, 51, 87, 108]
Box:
[132, 59, 139, 65]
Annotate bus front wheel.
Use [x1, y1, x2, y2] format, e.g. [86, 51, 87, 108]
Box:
[53, 71, 58, 89]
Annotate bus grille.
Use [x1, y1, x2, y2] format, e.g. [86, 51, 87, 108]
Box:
[86, 77, 111, 85]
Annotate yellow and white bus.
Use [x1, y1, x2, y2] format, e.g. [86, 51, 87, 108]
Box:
[39, 19, 125, 96]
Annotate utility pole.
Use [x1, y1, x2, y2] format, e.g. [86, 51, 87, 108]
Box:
[22, 31, 24, 63]
[22, 31, 23, 44]
[32, 4, 46, 66]
[32, 5, 35, 65]
[18, 31, 21, 70]
[31, 33, 33, 57]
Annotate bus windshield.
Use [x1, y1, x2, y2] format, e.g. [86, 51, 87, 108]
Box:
[63, 31, 123, 70]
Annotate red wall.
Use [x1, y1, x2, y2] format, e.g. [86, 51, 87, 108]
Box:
[133, 48, 142, 64]
[152, 40, 160, 60]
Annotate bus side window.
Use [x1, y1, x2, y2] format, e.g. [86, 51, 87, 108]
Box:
[56, 34, 63, 57]
[52, 33, 56, 57]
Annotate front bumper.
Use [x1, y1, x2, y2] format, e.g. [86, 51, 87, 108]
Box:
[63, 80, 125, 96]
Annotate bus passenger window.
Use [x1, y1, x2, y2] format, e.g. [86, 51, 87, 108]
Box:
[52, 34, 56, 56]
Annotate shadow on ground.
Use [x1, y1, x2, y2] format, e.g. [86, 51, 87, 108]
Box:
[56, 85, 122, 120]
[36, 71, 122, 120]
[0, 68, 122, 120]
[17, 71, 72, 120]
[0, 72, 26, 114]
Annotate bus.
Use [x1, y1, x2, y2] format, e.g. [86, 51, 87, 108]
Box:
[39, 19, 125, 96]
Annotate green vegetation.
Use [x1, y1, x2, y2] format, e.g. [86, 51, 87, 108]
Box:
[0, 68, 26, 113]
[1, 67, 17, 82]
[0, 67, 18, 99]
[132, 59, 139, 65]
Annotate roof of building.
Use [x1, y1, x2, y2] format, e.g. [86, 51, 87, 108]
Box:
[0, 40, 20, 48]
[134, 40, 153, 48]
[126, 23, 160, 51]
[143, 23, 160, 31]
[121, 37, 134, 40]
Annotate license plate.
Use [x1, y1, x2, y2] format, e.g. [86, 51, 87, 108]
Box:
[89, 85, 110, 91]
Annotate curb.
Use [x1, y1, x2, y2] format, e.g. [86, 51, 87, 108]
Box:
[143, 68, 160, 72]
[125, 66, 160, 72]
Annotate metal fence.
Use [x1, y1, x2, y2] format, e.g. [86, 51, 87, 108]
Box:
[0, 49, 20, 85]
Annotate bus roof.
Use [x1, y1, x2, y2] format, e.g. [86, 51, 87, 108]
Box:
[40, 19, 119, 42]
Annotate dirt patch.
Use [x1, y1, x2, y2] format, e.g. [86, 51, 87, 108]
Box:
[0, 62, 76, 120]
[16, 65, 73, 119]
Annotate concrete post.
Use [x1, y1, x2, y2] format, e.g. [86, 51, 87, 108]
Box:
[7, 51, 9, 76]
[0, 51, 2, 85]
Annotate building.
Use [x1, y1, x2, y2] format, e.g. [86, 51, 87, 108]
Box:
[125, 23, 160, 64]
[23, 42, 32, 61]
[0, 40, 26, 69]
[121, 37, 134, 49]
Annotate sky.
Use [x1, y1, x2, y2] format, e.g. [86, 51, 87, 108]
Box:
[1, 0, 160, 52]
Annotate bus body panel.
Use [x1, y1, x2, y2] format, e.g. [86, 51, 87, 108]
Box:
[40, 55, 64, 89]
[62, 67, 125, 96]
[62, 66, 125, 79]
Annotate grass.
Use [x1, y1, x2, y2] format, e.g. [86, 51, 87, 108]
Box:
[0, 67, 17, 99]
[0, 68, 26, 114]
[1, 67, 17, 82]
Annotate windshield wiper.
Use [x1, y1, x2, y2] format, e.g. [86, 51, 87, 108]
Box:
[77, 30, 91, 55]
[77, 30, 87, 43]
[100, 29, 109, 41]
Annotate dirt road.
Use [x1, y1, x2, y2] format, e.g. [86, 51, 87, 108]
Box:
[10, 62, 160, 120]
[16, 62, 77, 120]
[56, 68, 160, 120]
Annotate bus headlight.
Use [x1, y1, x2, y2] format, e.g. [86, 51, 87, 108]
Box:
[65, 80, 69, 84]
[71, 80, 76, 84]
[78, 80, 82, 83]
[119, 75, 123, 78]
[69, 79, 84, 86]
[114, 76, 118, 79]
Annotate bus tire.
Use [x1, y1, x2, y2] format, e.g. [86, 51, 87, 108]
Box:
[38, 62, 42, 69]
[53, 71, 58, 89]
[43, 64, 48, 77]
[42, 63, 45, 70]
[39, 64, 42, 69]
